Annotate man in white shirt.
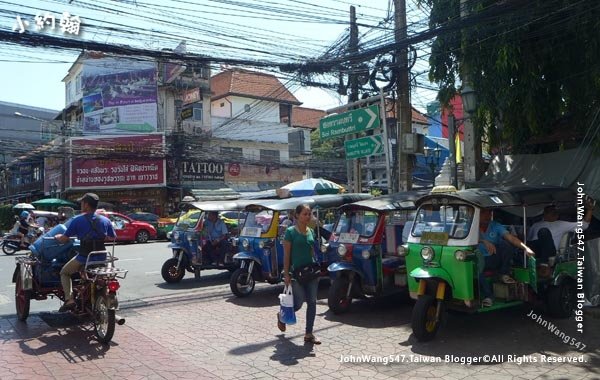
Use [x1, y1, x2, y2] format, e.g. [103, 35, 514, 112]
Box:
[528, 199, 595, 264]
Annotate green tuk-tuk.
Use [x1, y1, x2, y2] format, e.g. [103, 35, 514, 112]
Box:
[403, 186, 583, 341]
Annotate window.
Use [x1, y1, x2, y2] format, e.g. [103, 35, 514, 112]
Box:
[33, 166, 41, 182]
[192, 106, 203, 121]
[75, 73, 82, 94]
[220, 147, 243, 161]
[260, 149, 280, 164]
[411, 204, 474, 239]
[66, 81, 72, 103]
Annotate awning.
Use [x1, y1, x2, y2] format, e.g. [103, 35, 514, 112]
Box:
[189, 181, 240, 201]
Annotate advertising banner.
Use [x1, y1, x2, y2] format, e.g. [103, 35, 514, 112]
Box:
[81, 56, 158, 135]
[70, 134, 165, 189]
[224, 163, 301, 183]
[180, 160, 224, 181]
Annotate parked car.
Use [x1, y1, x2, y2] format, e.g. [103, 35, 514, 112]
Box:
[97, 210, 157, 243]
[367, 178, 389, 194]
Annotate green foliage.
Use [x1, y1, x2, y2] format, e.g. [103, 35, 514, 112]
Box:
[0, 205, 15, 232]
[424, 0, 600, 152]
[310, 130, 345, 159]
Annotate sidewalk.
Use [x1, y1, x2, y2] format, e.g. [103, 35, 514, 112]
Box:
[0, 284, 598, 379]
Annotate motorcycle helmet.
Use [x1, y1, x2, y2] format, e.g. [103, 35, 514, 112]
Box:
[20, 211, 30, 219]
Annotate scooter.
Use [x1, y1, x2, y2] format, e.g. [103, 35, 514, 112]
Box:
[1, 233, 30, 255]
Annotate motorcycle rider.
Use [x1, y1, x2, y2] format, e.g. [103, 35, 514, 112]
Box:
[55, 193, 116, 312]
[17, 211, 38, 246]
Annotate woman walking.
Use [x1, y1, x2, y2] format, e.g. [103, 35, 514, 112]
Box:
[277, 204, 321, 344]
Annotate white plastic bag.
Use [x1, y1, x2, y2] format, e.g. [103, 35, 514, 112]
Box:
[279, 284, 294, 307]
[278, 285, 296, 324]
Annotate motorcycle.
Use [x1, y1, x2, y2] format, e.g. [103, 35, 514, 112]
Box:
[13, 225, 128, 343]
[1, 228, 42, 255]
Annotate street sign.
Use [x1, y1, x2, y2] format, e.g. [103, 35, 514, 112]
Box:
[344, 134, 384, 160]
[319, 105, 380, 140]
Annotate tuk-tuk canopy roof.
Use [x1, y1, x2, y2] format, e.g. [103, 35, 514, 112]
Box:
[186, 199, 259, 212]
[245, 193, 372, 212]
[339, 191, 428, 212]
[416, 186, 577, 209]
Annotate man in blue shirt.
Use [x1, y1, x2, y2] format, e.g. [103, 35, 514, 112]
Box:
[55, 193, 116, 312]
[478, 209, 534, 307]
[200, 211, 229, 265]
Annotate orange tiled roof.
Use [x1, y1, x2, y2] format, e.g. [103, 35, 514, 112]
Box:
[291, 107, 327, 130]
[211, 69, 301, 105]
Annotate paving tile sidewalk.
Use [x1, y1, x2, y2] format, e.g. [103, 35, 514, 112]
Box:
[1, 284, 599, 379]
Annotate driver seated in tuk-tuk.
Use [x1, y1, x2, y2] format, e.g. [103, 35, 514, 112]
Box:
[200, 211, 229, 265]
[478, 209, 535, 307]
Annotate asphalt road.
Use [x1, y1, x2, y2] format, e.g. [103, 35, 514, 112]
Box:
[0, 241, 232, 316]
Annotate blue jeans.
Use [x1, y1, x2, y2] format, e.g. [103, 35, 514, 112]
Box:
[292, 278, 319, 334]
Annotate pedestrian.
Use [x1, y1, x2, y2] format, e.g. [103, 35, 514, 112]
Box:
[277, 203, 321, 344]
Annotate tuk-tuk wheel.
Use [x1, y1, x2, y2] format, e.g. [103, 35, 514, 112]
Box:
[15, 270, 31, 322]
[230, 267, 255, 297]
[161, 258, 185, 283]
[546, 280, 575, 318]
[412, 295, 441, 342]
[328, 276, 353, 314]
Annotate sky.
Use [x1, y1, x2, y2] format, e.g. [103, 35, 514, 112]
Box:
[0, 0, 437, 114]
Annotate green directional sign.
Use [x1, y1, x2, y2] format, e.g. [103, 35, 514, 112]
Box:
[344, 134, 384, 160]
[319, 105, 380, 140]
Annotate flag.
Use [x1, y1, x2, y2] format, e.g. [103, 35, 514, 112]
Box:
[455, 133, 462, 163]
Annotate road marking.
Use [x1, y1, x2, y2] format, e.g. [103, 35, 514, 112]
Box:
[145, 271, 160, 275]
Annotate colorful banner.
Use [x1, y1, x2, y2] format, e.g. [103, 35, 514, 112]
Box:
[82, 56, 158, 135]
[70, 134, 165, 189]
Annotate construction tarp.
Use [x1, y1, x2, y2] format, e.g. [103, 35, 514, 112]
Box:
[470, 147, 600, 305]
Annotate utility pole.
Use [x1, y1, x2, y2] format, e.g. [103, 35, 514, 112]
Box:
[460, 0, 482, 183]
[395, 0, 412, 191]
[348, 5, 361, 192]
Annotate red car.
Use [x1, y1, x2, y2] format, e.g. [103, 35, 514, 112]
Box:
[96, 210, 157, 243]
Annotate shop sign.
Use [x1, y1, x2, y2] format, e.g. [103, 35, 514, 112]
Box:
[182, 88, 201, 105]
[181, 107, 193, 120]
[181, 161, 224, 181]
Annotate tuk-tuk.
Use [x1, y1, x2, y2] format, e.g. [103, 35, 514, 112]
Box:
[230, 193, 372, 297]
[404, 186, 581, 341]
[326, 191, 425, 314]
[161, 199, 255, 283]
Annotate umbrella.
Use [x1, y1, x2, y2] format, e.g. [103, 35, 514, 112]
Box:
[13, 203, 35, 210]
[32, 198, 78, 208]
[277, 178, 343, 198]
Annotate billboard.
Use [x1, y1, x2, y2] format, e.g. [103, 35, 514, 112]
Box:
[70, 134, 166, 189]
[81, 56, 158, 135]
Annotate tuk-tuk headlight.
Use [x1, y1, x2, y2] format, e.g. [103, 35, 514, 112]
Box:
[337, 244, 347, 257]
[397, 245, 407, 256]
[173, 231, 180, 241]
[186, 234, 193, 242]
[454, 250, 467, 261]
[420, 246, 434, 261]
[361, 249, 371, 259]
[320, 243, 328, 253]
[242, 238, 249, 249]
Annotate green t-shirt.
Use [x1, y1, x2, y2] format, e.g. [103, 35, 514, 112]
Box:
[284, 226, 315, 271]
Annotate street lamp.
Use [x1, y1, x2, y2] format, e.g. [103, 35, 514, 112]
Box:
[447, 85, 478, 189]
[424, 144, 442, 184]
[460, 84, 477, 114]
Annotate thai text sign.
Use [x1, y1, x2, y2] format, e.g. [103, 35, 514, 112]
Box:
[344, 134, 384, 160]
[71, 134, 165, 188]
[319, 105, 380, 140]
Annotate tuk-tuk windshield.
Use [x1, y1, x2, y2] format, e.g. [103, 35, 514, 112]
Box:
[175, 210, 202, 229]
[411, 204, 474, 239]
[243, 210, 274, 234]
[335, 210, 379, 237]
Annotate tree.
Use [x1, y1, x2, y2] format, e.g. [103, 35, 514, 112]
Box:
[422, 0, 600, 152]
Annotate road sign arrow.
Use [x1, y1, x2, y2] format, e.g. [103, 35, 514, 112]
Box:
[344, 134, 385, 160]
